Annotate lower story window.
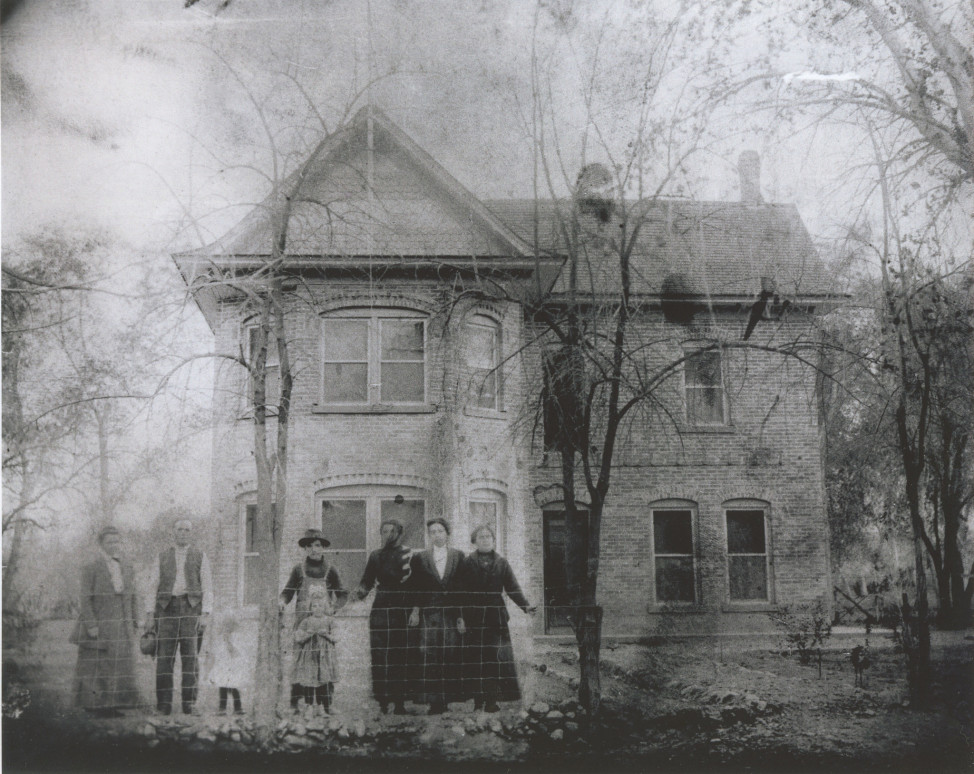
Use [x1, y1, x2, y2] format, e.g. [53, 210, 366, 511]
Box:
[318, 487, 428, 597]
[652, 509, 696, 603]
[726, 508, 769, 601]
[241, 502, 275, 606]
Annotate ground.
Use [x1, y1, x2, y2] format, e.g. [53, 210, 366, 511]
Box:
[3, 621, 972, 772]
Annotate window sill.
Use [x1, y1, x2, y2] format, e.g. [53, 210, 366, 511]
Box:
[646, 604, 708, 614]
[722, 602, 776, 613]
[681, 424, 737, 435]
[311, 404, 438, 415]
[462, 406, 508, 420]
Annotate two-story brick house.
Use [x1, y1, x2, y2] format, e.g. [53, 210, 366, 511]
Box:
[174, 106, 834, 648]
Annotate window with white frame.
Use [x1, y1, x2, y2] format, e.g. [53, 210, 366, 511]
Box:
[466, 316, 501, 410]
[684, 348, 727, 425]
[240, 501, 276, 606]
[318, 486, 428, 601]
[725, 504, 770, 601]
[469, 489, 506, 551]
[244, 323, 280, 410]
[651, 506, 696, 603]
[321, 311, 426, 405]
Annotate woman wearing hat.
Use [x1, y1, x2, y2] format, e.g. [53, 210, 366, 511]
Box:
[280, 528, 346, 711]
[353, 519, 414, 714]
[71, 525, 141, 716]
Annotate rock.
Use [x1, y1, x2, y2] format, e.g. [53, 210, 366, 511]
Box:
[337, 726, 349, 739]
[545, 710, 564, 720]
[450, 724, 465, 737]
[353, 720, 366, 738]
[551, 729, 564, 741]
[329, 718, 343, 731]
[530, 702, 550, 716]
[566, 712, 575, 719]
[565, 721, 579, 733]
[277, 719, 289, 732]
[292, 723, 306, 736]
[518, 710, 529, 721]
[284, 734, 312, 748]
[488, 719, 502, 734]
[755, 701, 767, 712]
[230, 732, 241, 743]
[196, 730, 216, 743]
[141, 723, 156, 738]
[179, 726, 196, 737]
[568, 678, 579, 690]
[147, 739, 159, 749]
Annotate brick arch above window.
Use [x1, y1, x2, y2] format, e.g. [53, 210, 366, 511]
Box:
[316, 292, 437, 316]
[643, 486, 697, 504]
[312, 472, 435, 492]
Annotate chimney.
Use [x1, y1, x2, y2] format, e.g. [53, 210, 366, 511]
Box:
[738, 151, 763, 205]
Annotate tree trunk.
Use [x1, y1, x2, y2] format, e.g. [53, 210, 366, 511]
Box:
[575, 605, 603, 720]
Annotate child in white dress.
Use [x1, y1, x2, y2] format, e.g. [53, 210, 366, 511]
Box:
[202, 610, 255, 715]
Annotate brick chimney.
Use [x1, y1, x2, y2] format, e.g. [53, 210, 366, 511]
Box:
[738, 150, 763, 205]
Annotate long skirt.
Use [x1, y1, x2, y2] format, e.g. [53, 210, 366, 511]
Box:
[73, 599, 139, 709]
[292, 635, 339, 687]
[416, 608, 464, 705]
[465, 622, 521, 703]
[369, 606, 411, 704]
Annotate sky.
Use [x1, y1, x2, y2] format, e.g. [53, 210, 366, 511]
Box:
[0, 0, 911, 539]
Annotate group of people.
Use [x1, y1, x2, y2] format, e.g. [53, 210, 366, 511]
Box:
[72, 515, 534, 718]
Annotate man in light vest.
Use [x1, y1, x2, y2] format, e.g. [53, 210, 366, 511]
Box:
[146, 519, 212, 715]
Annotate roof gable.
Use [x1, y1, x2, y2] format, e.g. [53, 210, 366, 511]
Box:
[179, 106, 533, 262]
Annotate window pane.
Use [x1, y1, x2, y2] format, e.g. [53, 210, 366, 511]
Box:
[380, 499, 426, 550]
[321, 552, 367, 597]
[381, 320, 424, 361]
[687, 387, 724, 424]
[470, 368, 497, 409]
[324, 320, 368, 361]
[470, 501, 498, 543]
[245, 505, 258, 552]
[727, 510, 766, 554]
[686, 351, 721, 386]
[321, 499, 367, 550]
[322, 363, 368, 402]
[655, 557, 695, 602]
[380, 362, 424, 402]
[467, 325, 496, 370]
[653, 510, 693, 555]
[729, 556, 768, 600]
[243, 555, 261, 606]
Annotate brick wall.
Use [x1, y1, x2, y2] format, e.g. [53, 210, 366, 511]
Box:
[204, 282, 831, 638]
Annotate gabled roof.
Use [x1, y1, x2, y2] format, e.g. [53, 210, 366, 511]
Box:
[175, 106, 836, 331]
[174, 105, 534, 264]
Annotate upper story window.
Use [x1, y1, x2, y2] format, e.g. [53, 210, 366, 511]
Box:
[684, 348, 727, 425]
[466, 315, 502, 411]
[321, 310, 426, 406]
[243, 323, 279, 411]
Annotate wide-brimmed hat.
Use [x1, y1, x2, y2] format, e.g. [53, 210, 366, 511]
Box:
[298, 528, 330, 548]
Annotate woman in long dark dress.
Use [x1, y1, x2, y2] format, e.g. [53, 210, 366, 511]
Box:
[407, 518, 468, 714]
[354, 519, 414, 714]
[463, 525, 535, 712]
[72, 526, 140, 716]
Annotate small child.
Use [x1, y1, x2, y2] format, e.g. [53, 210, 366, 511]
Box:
[202, 610, 255, 715]
[293, 591, 339, 713]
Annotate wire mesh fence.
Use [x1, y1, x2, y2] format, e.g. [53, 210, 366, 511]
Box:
[15, 591, 545, 719]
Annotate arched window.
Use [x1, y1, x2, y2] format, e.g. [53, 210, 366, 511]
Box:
[724, 499, 772, 602]
[649, 499, 698, 604]
[465, 314, 502, 411]
[468, 487, 506, 552]
[316, 484, 429, 600]
[320, 309, 426, 406]
[683, 346, 727, 425]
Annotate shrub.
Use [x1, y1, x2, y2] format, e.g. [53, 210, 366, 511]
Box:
[769, 600, 832, 665]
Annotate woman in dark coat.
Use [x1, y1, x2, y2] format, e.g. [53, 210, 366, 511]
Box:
[354, 519, 414, 714]
[407, 518, 468, 714]
[463, 525, 535, 712]
[72, 526, 140, 715]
